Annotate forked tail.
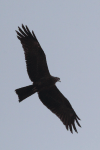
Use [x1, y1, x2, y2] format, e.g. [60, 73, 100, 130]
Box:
[15, 85, 36, 102]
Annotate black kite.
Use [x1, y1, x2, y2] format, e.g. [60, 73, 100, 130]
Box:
[15, 25, 81, 133]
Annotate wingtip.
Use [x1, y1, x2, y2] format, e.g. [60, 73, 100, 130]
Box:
[76, 118, 81, 127]
[22, 24, 25, 29]
[76, 115, 81, 120]
[70, 129, 73, 134]
[25, 25, 30, 32]
[18, 26, 20, 30]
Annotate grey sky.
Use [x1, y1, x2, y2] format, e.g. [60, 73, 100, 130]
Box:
[1, 0, 100, 149]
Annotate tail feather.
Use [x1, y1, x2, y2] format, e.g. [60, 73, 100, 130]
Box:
[15, 85, 36, 102]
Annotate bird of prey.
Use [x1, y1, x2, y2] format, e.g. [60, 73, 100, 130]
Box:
[15, 24, 81, 133]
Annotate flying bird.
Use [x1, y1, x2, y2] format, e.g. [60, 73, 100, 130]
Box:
[15, 24, 81, 133]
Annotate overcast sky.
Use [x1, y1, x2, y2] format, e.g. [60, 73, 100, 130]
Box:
[1, 0, 100, 149]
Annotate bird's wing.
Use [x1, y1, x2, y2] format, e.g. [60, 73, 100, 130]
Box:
[38, 86, 81, 133]
[16, 24, 50, 82]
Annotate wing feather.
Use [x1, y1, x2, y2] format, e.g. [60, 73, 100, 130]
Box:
[16, 24, 50, 82]
[38, 86, 81, 133]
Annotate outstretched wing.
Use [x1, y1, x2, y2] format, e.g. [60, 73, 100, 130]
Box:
[16, 24, 50, 82]
[38, 86, 81, 133]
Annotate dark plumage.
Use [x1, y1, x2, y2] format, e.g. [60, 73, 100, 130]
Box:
[15, 24, 81, 133]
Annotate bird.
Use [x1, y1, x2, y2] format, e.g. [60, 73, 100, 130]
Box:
[15, 24, 81, 133]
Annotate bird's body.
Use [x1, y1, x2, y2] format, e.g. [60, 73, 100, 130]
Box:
[15, 25, 81, 133]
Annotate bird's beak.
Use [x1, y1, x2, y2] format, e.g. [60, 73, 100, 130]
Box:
[58, 79, 61, 82]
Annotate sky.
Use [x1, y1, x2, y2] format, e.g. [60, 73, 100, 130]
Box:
[0, 0, 100, 149]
